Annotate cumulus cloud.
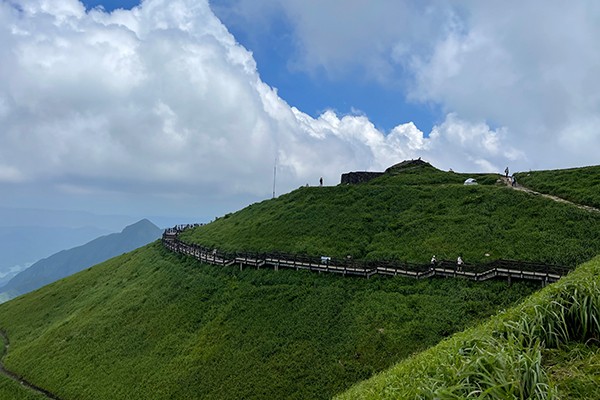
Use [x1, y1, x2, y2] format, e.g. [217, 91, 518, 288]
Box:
[217, 0, 600, 171]
[211, 0, 452, 82]
[409, 1, 600, 169]
[0, 0, 531, 218]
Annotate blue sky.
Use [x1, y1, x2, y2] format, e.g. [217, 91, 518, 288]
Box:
[210, 3, 441, 134]
[82, 0, 139, 12]
[2, 0, 600, 225]
[82, 0, 439, 133]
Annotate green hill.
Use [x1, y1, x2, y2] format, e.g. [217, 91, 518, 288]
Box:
[515, 165, 600, 209]
[0, 161, 598, 399]
[182, 164, 600, 266]
[336, 255, 600, 399]
[0, 377, 46, 400]
[0, 243, 535, 400]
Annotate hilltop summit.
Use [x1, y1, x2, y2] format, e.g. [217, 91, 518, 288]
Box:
[340, 158, 435, 184]
[384, 158, 435, 173]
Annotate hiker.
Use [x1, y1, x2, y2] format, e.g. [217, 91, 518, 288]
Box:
[430, 255, 437, 270]
[504, 167, 509, 178]
[511, 175, 517, 187]
[457, 256, 464, 272]
[319, 177, 323, 187]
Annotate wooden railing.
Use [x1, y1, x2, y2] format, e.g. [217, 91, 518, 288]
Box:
[161, 229, 571, 284]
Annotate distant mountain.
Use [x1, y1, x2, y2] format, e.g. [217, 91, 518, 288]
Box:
[0, 219, 162, 302]
[0, 225, 111, 286]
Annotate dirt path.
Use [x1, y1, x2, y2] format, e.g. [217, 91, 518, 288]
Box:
[0, 330, 62, 400]
[500, 176, 600, 214]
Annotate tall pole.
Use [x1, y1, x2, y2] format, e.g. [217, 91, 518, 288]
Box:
[272, 161, 277, 199]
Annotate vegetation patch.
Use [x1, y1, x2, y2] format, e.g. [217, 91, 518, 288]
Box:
[336, 256, 600, 399]
[0, 375, 47, 400]
[0, 334, 47, 400]
[0, 243, 537, 400]
[182, 178, 600, 267]
[515, 165, 600, 209]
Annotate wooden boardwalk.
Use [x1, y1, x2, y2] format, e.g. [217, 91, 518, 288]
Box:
[162, 230, 570, 284]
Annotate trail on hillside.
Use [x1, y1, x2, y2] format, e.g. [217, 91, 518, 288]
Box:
[501, 176, 600, 214]
[0, 330, 62, 400]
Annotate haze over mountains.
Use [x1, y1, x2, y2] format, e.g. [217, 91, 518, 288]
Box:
[0, 207, 201, 286]
[0, 219, 162, 303]
[0, 207, 140, 285]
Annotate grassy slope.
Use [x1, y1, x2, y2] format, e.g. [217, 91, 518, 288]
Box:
[337, 256, 600, 399]
[0, 335, 46, 400]
[515, 165, 600, 209]
[0, 243, 536, 400]
[0, 377, 47, 400]
[182, 168, 600, 266]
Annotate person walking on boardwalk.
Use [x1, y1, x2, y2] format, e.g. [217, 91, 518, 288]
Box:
[457, 255, 464, 272]
[430, 255, 437, 271]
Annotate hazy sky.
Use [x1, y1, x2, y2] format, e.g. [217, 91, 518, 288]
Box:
[1, 0, 599, 222]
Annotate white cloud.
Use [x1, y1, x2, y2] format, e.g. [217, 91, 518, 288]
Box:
[212, 0, 452, 82]
[217, 1, 600, 171]
[0, 262, 33, 280]
[0, 165, 25, 183]
[408, 2, 600, 169]
[0, 0, 560, 218]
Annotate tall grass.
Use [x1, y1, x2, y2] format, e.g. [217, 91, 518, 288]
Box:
[0, 244, 537, 400]
[515, 165, 600, 209]
[0, 334, 46, 400]
[0, 376, 47, 400]
[183, 182, 600, 267]
[336, 256, 600, 399]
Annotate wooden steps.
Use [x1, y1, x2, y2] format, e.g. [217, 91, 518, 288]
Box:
[162, 232, 569, 284]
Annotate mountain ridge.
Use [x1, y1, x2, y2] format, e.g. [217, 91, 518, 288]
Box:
[0, 219, 162, 302]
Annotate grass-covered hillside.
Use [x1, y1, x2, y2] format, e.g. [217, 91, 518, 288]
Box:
[182, 164, 600, 266]
[0, 334, 46, 400]
[0, 377, 46, 400]
[515, 165, 600, 210]
[0, 161, 598, 399]
[0, 243, 537, 400]
[337, 255, 600, 399]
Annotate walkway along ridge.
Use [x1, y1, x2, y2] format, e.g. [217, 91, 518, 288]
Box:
[162, 229, 571, 284]
[501, 175, 600, 214]
[0, 330, 62, 400]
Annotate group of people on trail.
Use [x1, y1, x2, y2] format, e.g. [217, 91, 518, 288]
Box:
[511, 175, 517, 187]
[430, 255, 464, 271]
[505, 167, 517, 187]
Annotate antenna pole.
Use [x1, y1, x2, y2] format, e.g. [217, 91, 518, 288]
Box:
[272, 161, 277, 198]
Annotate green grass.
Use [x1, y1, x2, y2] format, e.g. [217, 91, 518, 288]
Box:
[545, 343, 600, 399]
[0, 243, 537, 400]
[375, 163, 500, 186]
[515, 165, 600, 209]
[336, 255, 600, 399]
[0, 333, 5, 360]
[0, 335, 47, 400]
[0, 375, 48, 400]
[0, 162, 599, 399]
[182, 181, 600, 267]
